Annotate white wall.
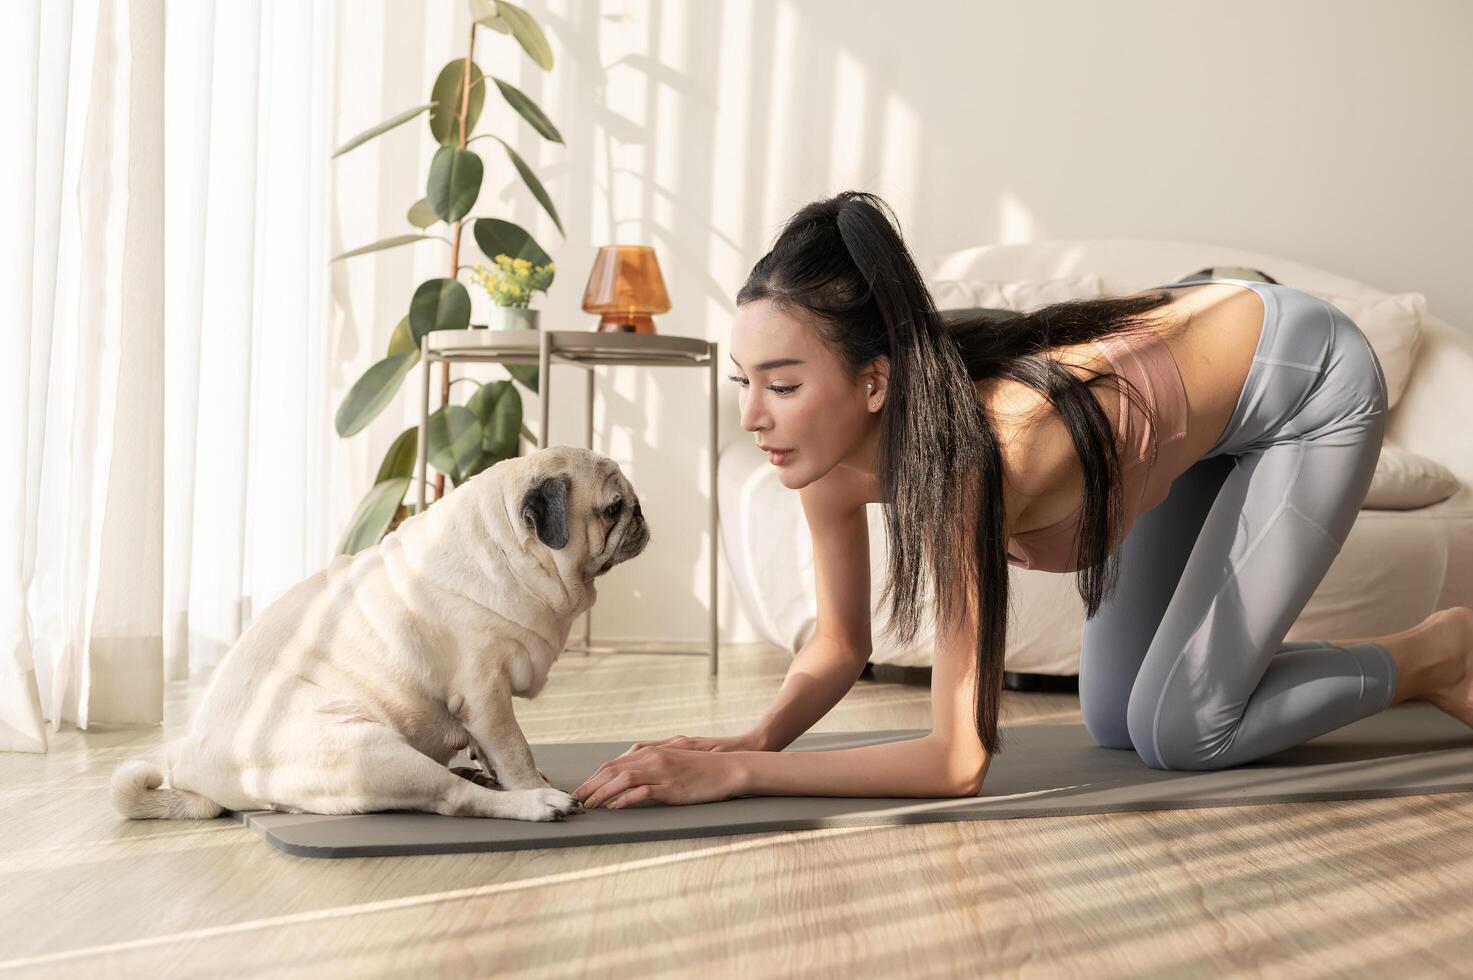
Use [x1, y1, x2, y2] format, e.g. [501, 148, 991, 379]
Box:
[329, 0, 1473, 646]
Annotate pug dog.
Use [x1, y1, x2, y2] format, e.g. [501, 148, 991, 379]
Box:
[111, 446, 649, 823]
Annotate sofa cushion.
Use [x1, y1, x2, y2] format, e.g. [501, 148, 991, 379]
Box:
[1364, 443, 1461, 510]
[929, 274, 1106, 311]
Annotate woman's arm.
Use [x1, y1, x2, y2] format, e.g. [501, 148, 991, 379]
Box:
[731, 473, 987, 799]
[737, 473, 877, 752]
[733, 733, 976, 798]
[739, 557, 992, 800]
[745, 633, 870, 751]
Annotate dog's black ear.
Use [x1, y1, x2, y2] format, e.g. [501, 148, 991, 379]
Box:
[520, 474, 571, 550]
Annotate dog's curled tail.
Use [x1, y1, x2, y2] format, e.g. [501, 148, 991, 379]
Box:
[111, 758, 224, 820]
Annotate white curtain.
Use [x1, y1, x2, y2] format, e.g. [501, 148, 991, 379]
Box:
[1, 0, 338, 753]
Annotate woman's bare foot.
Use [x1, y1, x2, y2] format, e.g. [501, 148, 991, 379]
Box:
[1331, 606, 1472, 710]
[1420, 606, 1473, 728]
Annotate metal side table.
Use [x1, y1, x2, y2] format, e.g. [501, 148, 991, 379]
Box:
[414, 328, 720, 674]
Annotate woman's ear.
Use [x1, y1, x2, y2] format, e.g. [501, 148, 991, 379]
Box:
[864, 355, 891, 411]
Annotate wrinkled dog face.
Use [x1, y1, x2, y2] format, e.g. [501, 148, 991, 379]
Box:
[516, 447, 651, 580]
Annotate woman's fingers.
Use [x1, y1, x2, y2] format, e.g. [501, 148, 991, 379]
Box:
[625, 736, 683, 756]
[572, 769, 606, 801]
[607, 784, 656, 808]
[583, 768, 640, 809]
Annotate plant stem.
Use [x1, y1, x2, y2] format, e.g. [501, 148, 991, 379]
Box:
[435, 21, 478, 503]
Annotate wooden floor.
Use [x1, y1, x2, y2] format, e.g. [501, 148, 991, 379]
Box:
[5, 642, 1473, 979]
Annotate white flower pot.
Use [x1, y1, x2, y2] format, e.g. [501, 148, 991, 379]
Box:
[485, 307, 540, 331]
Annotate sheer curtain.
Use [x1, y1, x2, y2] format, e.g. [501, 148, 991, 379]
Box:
[1, 0, 337, 753]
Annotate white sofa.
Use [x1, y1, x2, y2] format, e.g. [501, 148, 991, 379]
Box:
[717, 239, 1473, 675]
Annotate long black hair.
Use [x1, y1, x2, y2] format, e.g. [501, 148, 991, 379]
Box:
[736, 191, 1177, 757]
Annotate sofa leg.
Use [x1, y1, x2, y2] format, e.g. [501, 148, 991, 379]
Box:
[1004, 671, 1080, 693]
[861, 664, 1080, 693]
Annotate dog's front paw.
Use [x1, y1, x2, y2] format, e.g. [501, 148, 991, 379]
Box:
[526, 787, 584, 822]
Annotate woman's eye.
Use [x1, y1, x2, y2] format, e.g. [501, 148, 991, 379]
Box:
[726, 376, 798, 395]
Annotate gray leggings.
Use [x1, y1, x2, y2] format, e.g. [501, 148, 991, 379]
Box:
[1080, 278, 1396, 770]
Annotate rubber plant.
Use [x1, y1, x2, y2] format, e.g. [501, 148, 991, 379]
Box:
[329, 0, 564, 555]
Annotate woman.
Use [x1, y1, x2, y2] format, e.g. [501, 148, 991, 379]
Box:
[573, 191, 1472, 810]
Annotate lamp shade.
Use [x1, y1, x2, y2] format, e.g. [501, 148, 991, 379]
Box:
[580, 245, 672, 333]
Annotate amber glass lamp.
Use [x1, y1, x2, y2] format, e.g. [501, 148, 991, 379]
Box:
[581, 245, 672, 333]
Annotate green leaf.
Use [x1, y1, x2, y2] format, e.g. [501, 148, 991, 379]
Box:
[465, 381, 500, 430]
[468, 0, 512, 32]
[332, 233, 444, 263]
[335, 352, 419, 437]
[387, 315, 416, 357]
[486, 381, 522, 457]
[376, 426, 420, 483]
[337, 477, 412, 556]
[492, 77, 563, 143]
[427, 405, 484, 484]
[406, 197, 439, 229]
[472, 218, 553, 271]
[429, 59, 486, 146]
[506, 363, 539, 395]
[490, 135, 564, 237]
[462, 450, 504, 481]
[333, 104, 432, 158]
[495, 0, 554, 70]
[409, 278, 472, 346]
[467, 380, 522, 458]
[427, 145, 484, 223]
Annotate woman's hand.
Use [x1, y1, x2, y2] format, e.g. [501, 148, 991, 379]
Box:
[574, 734, 759, 809]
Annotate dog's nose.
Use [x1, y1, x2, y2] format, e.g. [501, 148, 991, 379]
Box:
[632, 501, 643, 523]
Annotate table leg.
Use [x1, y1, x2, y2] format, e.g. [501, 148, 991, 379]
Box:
[538, 329, 551, 449]
[709, 341, 719, 675]
[583, 366, 594, 655]
[417, 348, 431, 512]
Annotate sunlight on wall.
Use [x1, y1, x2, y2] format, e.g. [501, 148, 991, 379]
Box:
[711, 2, 752, 258]
[652, 0, 687, 233]
[998, 189, 1038, 244]
[829, 48, 867, 189]
[878, 91, 920, 224]
[759, 2, 800, 238]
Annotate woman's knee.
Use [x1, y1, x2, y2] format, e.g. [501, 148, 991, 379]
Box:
[1081, 696, 1134, 751]
[1125, 681, 1235, 771]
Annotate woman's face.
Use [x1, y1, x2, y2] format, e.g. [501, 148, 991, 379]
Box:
[728, 298, 887, 489]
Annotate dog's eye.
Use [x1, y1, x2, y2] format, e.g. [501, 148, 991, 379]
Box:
[603, 500, 623, 519]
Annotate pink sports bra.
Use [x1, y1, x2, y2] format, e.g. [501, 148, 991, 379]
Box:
[1005, 327, 1192, 573]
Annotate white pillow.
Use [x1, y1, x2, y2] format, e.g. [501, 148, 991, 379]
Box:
[929, 275, 1107, 312]
[1299, 287, 1426, 409]
[1363, 442, 1460, 510]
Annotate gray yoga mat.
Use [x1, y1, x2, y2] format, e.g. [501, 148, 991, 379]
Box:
[229, 703, 1473, 858]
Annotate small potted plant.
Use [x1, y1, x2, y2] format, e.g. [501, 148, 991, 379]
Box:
[472, 252, 555, 330]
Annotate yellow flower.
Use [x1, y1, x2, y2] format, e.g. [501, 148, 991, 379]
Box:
[510, 284, 520, 296]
